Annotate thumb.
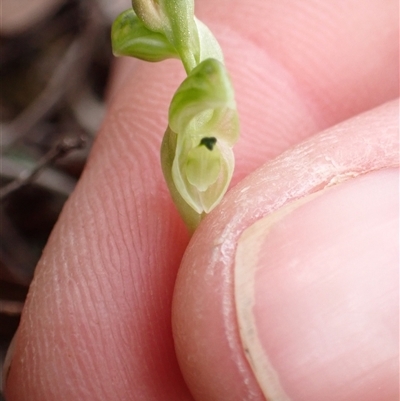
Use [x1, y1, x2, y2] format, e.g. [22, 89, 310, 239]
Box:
[172, 99, 399, 401]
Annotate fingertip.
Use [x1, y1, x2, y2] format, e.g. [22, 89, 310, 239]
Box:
[171, 101, 398, 401]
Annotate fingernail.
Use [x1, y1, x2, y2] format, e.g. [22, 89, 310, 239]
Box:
[235, 169, 398, 401]
[2, 331, 17, 393]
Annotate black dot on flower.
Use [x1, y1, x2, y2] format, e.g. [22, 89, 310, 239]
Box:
[200, 137, 217, 151]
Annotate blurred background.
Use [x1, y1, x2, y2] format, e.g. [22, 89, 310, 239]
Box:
[1, 0, 129, 396]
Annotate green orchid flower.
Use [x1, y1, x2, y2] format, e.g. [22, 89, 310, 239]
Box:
[111, 0, 239, 231]
[161, 59, 239, 230]
[164, 59, 239, 216]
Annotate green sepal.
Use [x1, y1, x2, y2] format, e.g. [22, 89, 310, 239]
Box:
[111, 9, 179, 62]
[169, 58, 238, 144]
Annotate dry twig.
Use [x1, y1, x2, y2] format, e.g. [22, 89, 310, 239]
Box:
[0, 134, 86, 201]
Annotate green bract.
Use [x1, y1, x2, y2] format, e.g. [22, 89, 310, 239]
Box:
[111, 0, 239, 231]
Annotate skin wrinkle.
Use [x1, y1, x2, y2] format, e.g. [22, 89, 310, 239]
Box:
[120, 179, 145, 260]
[27, 302, 44, 398]
[84, 247, 125, 373]
[57, 218, 109, 398]
[57, 180, 142, 394]
[77, 219, 138, 396]
[39, 255, 63, 397]
[95, 205, 141, 352]
[30, 267, 67, 396]
[109, 178, 142, 275]
[98, 111, 169, 285]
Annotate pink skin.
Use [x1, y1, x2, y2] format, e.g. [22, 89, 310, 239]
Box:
[236, 169, 398, 401]
[3, 0, 398, 400]
[174, 103, 399, 400]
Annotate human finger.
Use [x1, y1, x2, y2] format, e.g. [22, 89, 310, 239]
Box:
[3, 0, 398, 398]
[173, 99, 399, 400]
